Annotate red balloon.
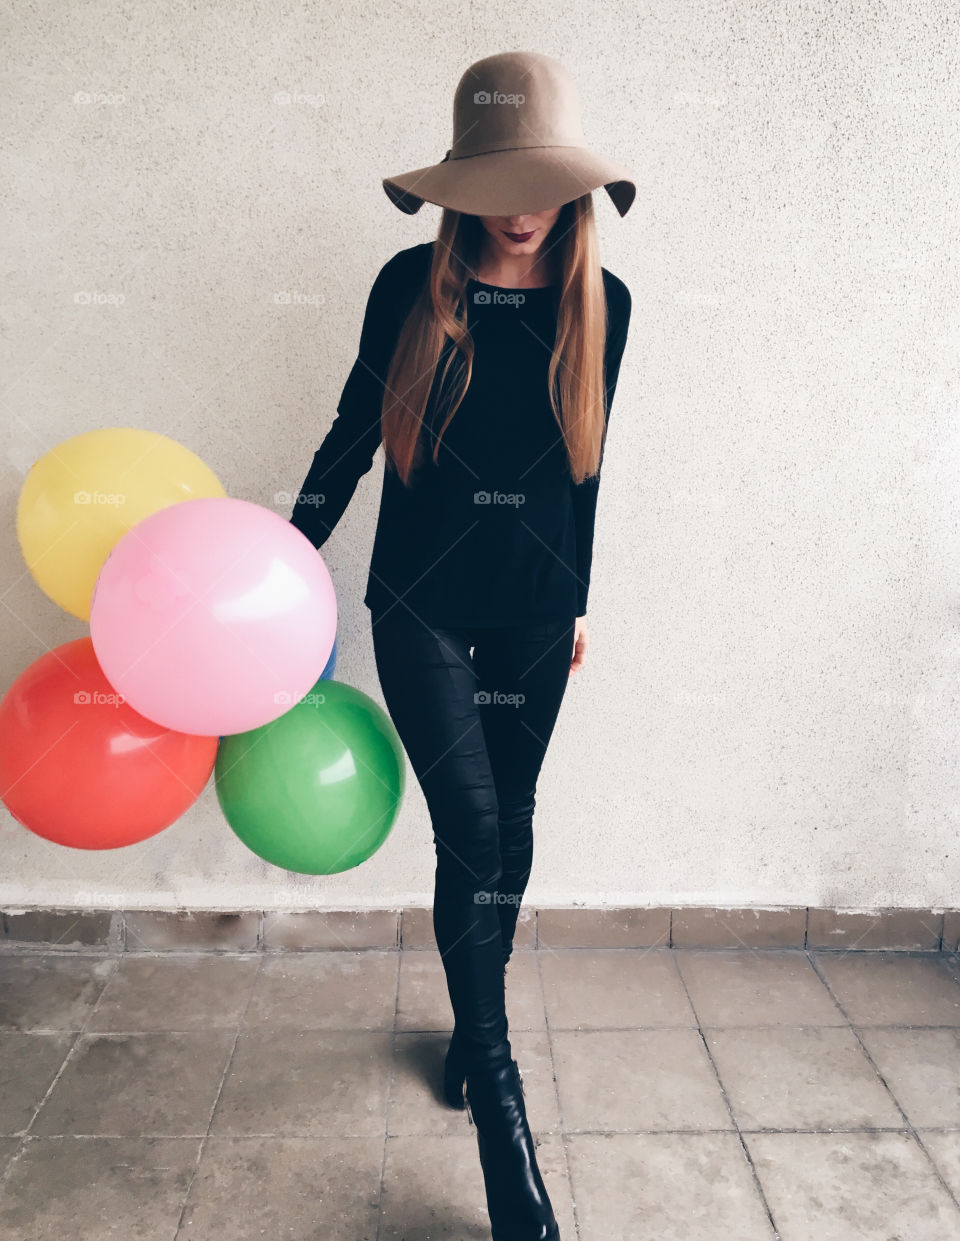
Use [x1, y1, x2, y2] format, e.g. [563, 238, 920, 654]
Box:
[0, 637, 217, 849]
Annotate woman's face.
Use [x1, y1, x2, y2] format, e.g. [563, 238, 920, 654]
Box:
[477, 206, 563, 260]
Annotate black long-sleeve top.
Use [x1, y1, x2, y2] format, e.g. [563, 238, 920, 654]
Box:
[289, 241, 631, 626]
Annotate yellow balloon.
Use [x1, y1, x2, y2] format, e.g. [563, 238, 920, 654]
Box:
[16, 428, 226, 620]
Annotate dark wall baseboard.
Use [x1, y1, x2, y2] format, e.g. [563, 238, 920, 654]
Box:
[1, 905, 958, 953]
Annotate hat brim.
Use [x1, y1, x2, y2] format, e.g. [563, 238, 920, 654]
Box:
[382, 145, 635, 218]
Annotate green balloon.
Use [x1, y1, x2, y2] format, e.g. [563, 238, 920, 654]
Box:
[215, 678, 405, 875]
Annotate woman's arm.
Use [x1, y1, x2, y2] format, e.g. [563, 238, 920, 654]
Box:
[569, 277, 633, 618]
[288, 254, 407, 550]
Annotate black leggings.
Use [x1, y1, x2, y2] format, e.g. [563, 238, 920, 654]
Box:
[371, 606, 577, 1075]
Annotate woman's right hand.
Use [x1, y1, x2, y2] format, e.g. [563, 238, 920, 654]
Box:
[570, 615, 589, 674]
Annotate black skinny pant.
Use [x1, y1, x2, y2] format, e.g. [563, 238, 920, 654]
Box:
[371, 607, 576, 1075]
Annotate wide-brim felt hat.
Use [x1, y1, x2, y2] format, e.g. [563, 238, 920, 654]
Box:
[383, 51, 636, 219]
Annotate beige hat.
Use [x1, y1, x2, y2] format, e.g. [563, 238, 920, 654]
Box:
[383, 51, 636, 219]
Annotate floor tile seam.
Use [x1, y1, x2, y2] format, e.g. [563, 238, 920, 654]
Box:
[172, 952, 266, 1240]
[805, 946, 960, 1217]
[16, 1124, 960, 1139]
[668, 946, 781, 1238]
[0, 951, 124, 1203]
[533, 945, 582, 1241]
[35, 1019, 960, 1035]
[30, 1019, 960, 1036]
[375, 949, 404, 1241]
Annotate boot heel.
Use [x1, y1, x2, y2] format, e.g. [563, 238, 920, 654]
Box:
[443, 1029, 468, 1110]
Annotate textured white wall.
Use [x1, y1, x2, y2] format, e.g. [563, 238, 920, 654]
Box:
[2, 2, 959, 911]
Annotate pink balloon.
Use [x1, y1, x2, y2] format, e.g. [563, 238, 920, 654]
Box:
[90, 497, 337, 736]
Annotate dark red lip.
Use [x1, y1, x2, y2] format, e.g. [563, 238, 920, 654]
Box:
[503, 230, 535, 242]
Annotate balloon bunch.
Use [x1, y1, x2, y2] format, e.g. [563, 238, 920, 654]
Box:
[0, 429, 404, 874]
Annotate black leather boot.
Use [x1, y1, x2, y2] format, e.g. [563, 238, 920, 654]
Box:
[464, 1056, 560, 1241]
[443, 949, 512, 1110]
[442, 1024, 468, 1109]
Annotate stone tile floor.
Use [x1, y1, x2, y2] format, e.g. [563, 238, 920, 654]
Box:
[1, 945, 960, 1239]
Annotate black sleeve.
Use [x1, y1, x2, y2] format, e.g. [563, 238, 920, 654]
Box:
[288, 254, 406, 550]
[569, 281, 632, 616]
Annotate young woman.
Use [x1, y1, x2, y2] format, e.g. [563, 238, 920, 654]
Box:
[291, 50, 633, 1241]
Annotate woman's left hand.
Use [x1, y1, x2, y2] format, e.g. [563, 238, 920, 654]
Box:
[570, 615, 589, 674]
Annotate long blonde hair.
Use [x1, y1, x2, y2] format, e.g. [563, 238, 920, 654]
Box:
[381, 195, 609, 487]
